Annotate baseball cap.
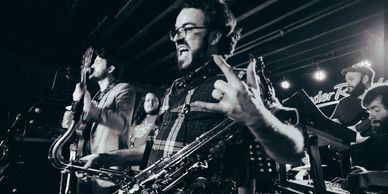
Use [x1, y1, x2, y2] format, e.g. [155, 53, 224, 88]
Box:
[341, 62, 375, 80]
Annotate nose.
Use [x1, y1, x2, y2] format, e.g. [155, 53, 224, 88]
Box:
[369, 113, 376, 121]
[173, 33, 185, 43]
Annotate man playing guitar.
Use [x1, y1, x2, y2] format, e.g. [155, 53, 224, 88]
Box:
[331, 63, 375, 144]
[62, 47, 137, 194]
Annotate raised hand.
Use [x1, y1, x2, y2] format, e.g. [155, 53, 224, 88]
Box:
[191, 55, 304, 164]
[72, 83, 84, 102]
[191, 55, 264, 128]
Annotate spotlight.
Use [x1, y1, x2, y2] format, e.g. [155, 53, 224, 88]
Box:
[314, 69, 326, 81]
[360, 60, 371, 67]
[280, 80, 290, 89]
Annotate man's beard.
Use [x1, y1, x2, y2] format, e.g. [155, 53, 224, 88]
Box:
[372, 117, 388, 135]
[177, 36, 210, 75]
[89, 71, 109, 81]
[349, 81, 366, 97]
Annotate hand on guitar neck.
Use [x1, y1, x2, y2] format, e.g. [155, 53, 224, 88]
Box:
[72, 83, 92, 115]
[72, 47, 94, 159]
[71, 47, 94, 118]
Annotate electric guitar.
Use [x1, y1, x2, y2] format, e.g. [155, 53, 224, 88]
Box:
[346, 111, 373, 145]
[75, 47, 94, 159]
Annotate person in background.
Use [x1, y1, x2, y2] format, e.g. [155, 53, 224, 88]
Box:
[331, 63, 375, 143]
[345, 84, 388, 191]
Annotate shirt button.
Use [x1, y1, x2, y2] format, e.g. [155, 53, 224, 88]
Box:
[163, 122, 168, 126]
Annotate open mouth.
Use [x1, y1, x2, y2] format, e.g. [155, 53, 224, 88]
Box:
[371, 120, 381, 126]
[177, 46, 189, 56]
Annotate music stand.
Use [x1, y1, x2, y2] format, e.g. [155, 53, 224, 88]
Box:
[283, 89, 328, 193]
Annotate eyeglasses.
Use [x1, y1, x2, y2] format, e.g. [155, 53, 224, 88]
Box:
[169, 26, 211, 41]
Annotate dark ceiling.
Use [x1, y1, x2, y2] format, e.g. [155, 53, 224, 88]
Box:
[1, 0, 387, 130]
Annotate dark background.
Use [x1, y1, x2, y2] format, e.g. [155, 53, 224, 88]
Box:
[0, 0, 387, 193]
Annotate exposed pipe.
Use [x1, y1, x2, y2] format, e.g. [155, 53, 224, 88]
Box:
[116, 0, 183, 55]
[234, 0, 360, 55]
[271, 40, 367, 73]
[99, 0, 148, 43]
[236, 0, 278, 22]
[239, 0, 321, 40]
[268, 12, 382, 72]
[271, 47, 369, 77]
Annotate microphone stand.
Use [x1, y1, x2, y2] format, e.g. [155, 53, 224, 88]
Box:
[1, 68, 61, 194]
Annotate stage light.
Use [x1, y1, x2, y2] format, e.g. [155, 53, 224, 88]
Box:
[360, 60, 371, 67]
[280, 80, 290, 89]
[313, 69, 326, 81]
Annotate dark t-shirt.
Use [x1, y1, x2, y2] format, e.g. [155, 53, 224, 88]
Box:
[129, 115, 158, 148]
[351, 133, 388, 170]
[331, 96, 365, 126]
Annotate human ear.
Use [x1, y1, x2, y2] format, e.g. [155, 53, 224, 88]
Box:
[362, 75, 369, 84]
[209, 31, 222, 46]
[108, 65, 116, 74]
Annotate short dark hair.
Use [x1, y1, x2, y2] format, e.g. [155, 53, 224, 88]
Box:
[362, 84, 388, 108]
[133, 92, 160, 125]
[95, 48, 123, 79]
[181, 0, 241, 58]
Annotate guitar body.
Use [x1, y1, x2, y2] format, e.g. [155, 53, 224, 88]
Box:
[347, 111, 373, 145]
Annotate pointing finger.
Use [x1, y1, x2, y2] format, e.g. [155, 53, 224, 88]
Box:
[212, 55, 241, 85]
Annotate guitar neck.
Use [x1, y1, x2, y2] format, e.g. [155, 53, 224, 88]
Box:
[355, 119, 371, 133]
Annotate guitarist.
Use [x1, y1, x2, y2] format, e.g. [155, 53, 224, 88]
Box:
[63, 48, 137, 194]
[328, 63, 375, 178]
[331, 63, 375, 143]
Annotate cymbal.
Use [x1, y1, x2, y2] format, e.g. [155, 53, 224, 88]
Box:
[291, 164, 328, 171]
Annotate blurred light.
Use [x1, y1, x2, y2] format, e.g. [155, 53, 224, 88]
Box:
[280, 80, 290, 89]
[360, 60, 371, 67]
[313, 69, 326, 81]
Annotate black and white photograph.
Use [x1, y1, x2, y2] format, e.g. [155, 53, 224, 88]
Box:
[0, 0, 387, 193]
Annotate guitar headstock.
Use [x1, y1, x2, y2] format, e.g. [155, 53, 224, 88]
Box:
[80, 47, 94, 84]
[81, 47, 94, 69]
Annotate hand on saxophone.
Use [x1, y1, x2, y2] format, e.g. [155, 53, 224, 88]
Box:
[80, 153, 105, 169]
[74, 154, 106, 181]
[191, 55, 265, 129]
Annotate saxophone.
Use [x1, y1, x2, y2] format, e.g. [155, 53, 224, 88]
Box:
[114, 55, 299, 194]
[48, 117, 133, 186]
